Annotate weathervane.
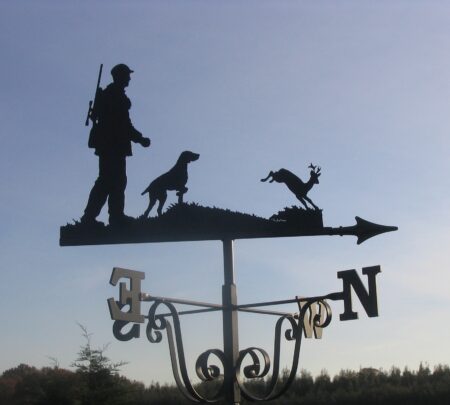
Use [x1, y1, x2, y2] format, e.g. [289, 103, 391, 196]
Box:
[60, 64, 397, 404]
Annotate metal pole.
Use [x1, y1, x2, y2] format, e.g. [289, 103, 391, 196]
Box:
[222, 239, 240, 405]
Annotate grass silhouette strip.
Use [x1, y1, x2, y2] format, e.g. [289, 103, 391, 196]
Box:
[60, 203, 323, 246]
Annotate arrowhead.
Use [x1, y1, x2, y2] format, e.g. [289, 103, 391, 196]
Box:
[354, 216, 398, 245]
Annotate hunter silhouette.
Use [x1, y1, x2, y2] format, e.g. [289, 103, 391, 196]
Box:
[81, 64, 151, 226]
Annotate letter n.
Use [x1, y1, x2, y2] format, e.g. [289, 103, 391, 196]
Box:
[337, 266, 381, 321]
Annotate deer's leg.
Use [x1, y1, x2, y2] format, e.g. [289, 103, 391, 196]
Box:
[304, 196, 319, 210]
[260, 171, 274, 182]
[297, 197, 310, 210]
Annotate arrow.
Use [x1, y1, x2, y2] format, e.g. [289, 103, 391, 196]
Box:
[327, 216, 398, 245]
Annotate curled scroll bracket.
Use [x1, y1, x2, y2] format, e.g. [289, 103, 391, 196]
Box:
[146, 301, 225, 403]
[236, 315, 302, 401]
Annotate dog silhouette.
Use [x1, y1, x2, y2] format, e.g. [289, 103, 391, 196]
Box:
[142, 151, 200, 217]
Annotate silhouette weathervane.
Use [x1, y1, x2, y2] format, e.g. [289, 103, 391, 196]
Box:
[80, 63, 151, 229]
[261, 164, 322, 211]
[60, 63, 398, 405]
[141, 150, 200, 217]
[60, 157, 396, 245]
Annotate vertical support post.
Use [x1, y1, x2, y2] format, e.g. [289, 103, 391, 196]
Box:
[222, 239, 241, 405]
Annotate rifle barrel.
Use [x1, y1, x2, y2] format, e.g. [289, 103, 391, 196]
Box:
[85, 100, 93, 126]
[84, 64, 103, 127]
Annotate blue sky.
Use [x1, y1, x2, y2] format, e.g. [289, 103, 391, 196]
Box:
[1, 0, 449, 385]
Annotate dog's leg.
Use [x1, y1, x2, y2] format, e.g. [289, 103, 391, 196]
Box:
[176, 187, 188, 204]
[157, 192, 167, 216]
[143, 194, 157, 218]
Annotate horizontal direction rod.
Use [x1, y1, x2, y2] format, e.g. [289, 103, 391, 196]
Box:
[140, 293, 223, 310]
[140, 292, 342, 316]
[153, 306, 296, 319]
[239, 307, 296, 317]
[236, 292, 343, 310]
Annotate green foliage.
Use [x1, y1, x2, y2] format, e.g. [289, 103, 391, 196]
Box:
[2, 353, 450, 404]
[71, 324, 128, 405]
[0, 364, 80, 405]
[71, 324, 126, 375]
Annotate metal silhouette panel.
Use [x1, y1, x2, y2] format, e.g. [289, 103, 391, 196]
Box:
[61, 157, 397, 245]
[61, 64, 397, 246]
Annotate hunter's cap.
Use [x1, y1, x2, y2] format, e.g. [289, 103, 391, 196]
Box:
[111, 63, 134, 77]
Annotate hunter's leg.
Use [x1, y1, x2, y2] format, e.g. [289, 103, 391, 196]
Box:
[108, 155, 127, 220]
[82, 155, 110, 221]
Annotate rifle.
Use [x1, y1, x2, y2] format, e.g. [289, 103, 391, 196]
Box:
[85, 64, 103, 126]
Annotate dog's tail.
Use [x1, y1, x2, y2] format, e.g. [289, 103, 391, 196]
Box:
[141, 186, 150, 195]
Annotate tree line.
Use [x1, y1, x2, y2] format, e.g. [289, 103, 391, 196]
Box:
[2, 363, 450, 405]
[1, 327, 449, 404]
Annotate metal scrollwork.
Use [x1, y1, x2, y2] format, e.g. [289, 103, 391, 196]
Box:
[312, 299, 332, 329]
[146, 300, 225, 403]
[194, 349, 226, 401]
[146, 302, 166, 343]
[236, 315, 302, 401]
[239, 347, 270, 379]
[195, 349, 225, 382]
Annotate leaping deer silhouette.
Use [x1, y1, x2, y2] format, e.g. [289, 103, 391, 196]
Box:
[261, 163, 321, 210]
